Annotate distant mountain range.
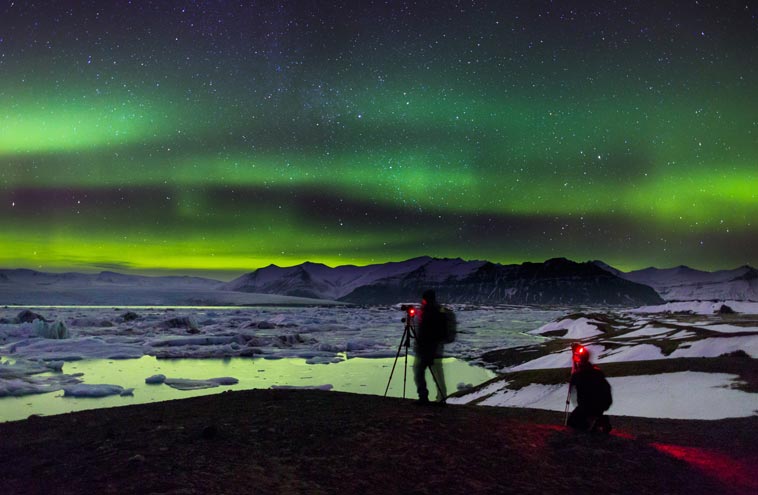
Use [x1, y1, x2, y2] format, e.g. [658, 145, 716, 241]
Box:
[592, 262, 758, 302]
[0, 269, 325, 306]
[223, 257, 664, 306]
[0, 268, 223, 289]
[2, 257, 755, 306]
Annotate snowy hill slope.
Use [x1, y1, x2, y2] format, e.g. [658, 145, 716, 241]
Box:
[454, 303, 758, 420]
[221, 256, 457, 300]
[592, 263, 758, 301]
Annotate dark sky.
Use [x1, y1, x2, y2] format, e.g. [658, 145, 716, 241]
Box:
[1, 1, 756, 278]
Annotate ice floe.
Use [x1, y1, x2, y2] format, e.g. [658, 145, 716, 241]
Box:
[63, 384, 134, 398]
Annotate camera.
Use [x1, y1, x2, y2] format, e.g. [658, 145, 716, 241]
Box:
[400, 304, 416, 315]
[400, 304, 417, 322]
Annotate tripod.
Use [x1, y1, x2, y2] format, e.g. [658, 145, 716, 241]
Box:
[564, 353, 578, 425]
[383, 310, 445, 401]
[563, 381, 573, 425]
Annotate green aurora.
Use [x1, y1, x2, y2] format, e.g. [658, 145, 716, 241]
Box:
[1, 1, 756, 278]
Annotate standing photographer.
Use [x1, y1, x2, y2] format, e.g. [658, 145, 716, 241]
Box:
[413, 289, 447, 405]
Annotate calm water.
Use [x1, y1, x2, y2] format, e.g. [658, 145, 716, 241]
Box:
[0, 355, 495, 422]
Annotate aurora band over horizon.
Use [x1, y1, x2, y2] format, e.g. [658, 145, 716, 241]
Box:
[1, 1, 756, 279]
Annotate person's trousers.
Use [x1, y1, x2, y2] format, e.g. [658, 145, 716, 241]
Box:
[413, 353, 446, 401]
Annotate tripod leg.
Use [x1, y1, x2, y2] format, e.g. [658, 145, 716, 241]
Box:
[564, 383, 572, 426]
[403, 340, 408, 399]
[384, 327, 409, 397]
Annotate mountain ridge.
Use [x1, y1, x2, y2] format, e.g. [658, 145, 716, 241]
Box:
[590, 262, 758, 301]
[3, 258, 755, 305]
[224, 256, 663, 306]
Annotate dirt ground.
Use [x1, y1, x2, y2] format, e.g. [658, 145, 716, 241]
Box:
[0, 389, 756, 495]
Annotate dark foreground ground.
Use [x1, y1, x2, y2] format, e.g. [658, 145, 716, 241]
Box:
[0, 390, 756, 495]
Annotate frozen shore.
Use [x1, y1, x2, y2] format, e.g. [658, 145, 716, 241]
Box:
[1, 301, 757, 421]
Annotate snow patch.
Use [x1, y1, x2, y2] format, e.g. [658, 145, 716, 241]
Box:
[614, 326, 674, 339]
[629, 301, 758, 315]
[596, 344, 665, 363]
[609, 372, 757, 419]
[457, 372, 757, 419]
[530, 317, 604, 339]
[669, 336, 758, 359]
[701, 324, 758, 334]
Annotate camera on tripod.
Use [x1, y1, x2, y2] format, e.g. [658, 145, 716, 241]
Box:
[400, 304, 417, 322]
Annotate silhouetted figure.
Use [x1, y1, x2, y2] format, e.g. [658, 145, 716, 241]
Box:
[567, 347, 613, 433]
[413, 289, 447, 404]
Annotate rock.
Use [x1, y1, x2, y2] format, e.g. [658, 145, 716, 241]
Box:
[162, 316, 199, 331]
[16, 310, 48, 323]
[201, 425, 218, 439]
[127, 454, 145, 464]
[716, 304, 736, 314]
[122, 312, 139, 322]
[721, 349, 749, 358]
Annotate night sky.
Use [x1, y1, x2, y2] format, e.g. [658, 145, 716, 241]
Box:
[1, 1, 756, 279]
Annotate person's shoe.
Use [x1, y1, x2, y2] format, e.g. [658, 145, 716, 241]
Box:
[414, 398, 430, 406]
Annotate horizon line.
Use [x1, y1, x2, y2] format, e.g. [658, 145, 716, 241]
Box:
[1, 255, 754, 282]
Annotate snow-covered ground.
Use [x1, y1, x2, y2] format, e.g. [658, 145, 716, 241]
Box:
[628, 300, 758, 315]
[452, 301, 758, 419]
[448, 372, 756, 420]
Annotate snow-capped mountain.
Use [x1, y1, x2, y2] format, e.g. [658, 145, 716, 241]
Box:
[221, 257, 488, 300]
[12, 256, 755, 306]
[227, 257, 663, 306]
[592, 263, 758, 301]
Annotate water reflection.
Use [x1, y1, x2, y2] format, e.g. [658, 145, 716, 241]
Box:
[0, 355, 494, 422]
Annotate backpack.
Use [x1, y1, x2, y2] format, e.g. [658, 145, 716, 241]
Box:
[573, 366, 613, 412]
[440, 307, 457, 344]
[596, 375, 613, 412]
[586, 369, 613, 412]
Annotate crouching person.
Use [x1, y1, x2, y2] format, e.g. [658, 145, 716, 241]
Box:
[567, 344, 612, 433]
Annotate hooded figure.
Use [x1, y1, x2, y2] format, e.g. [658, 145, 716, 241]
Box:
[567, 346, 613, 433]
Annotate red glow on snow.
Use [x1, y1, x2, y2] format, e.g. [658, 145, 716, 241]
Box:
[609, 430, 636, 440]
[651, 442, 758, 492]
